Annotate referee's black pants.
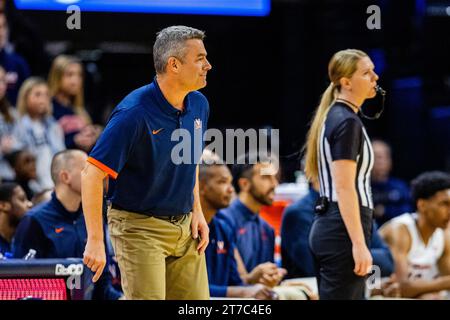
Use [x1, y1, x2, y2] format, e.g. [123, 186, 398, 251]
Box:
[309, 202, 373, 300]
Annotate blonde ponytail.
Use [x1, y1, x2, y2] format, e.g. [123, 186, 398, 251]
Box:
[303, 49, 368, 182]
[303, 83, 337, 181]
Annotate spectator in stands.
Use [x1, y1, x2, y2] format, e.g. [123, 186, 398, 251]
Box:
[0, 11, 30, 105]
[0, 182, 32, 255]
[48, 55, 101, 151]
[14, 77, 65, 190]
[4, 149, 39, 200]
[3, 0, 51, 76]
[371, 139, 413, 226]
[281, 177, 395, 279]
[0, 65, 20, 180]
[221, 152, 287, 287]
[12, 149, 122, 300]
[199, 151, 276, 299]
[379, 171, 450, 299]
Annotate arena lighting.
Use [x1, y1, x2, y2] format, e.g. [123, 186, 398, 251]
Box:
[14, 0, 271, 16]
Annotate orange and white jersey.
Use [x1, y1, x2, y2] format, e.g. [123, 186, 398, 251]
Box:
[391, 213, 445, 281]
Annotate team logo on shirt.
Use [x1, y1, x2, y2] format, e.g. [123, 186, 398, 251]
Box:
[216, 241, 227, 254]
[194, 118, 202, 129]
[261, 229, 268, 241]
[238, 227, 247, 235]
[152, 128, 164, 135]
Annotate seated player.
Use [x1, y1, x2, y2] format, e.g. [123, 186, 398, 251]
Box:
[0, 182, 31, 256]
[220, 152, 287, 287]
[379, 171, 450, 299]
[199, 153, 276, 299]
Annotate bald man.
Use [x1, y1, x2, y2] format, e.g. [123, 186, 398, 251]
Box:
[12, 149, 122, 300]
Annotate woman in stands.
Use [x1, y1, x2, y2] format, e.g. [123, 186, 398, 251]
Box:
[48, 55, 101, 151]
[15, 77, 65, 190]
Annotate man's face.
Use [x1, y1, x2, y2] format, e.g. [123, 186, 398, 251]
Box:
[248, 163, 279, 206]
[372, 141, 392, 180]
[177, 39, 212, 91]
[0, 14, 7, 49]
[9, 186, 32, 226]
[66, 152, 88, 195]
[201, 165, 234, 210]
[422, 189, 450, 229]
[15, 151, 37, 180]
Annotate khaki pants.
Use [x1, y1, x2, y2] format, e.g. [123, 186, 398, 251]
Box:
[107, 208, 210, 300]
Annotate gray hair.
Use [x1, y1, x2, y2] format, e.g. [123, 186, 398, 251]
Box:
[153, 25, 205, 74]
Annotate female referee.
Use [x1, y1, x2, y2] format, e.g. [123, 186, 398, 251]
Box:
[305, 49, 379, 300]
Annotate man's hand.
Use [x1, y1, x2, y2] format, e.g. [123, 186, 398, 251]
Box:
[381, 276, 401, 298]
[83, 238, 106, 282]
[191, 210, 209, 254]
[247, 262, 287, 287]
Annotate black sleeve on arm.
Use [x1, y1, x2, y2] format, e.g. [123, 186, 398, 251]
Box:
[329, 118, 363, 161]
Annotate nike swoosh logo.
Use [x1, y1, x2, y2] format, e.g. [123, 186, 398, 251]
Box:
[55, 227, 64, 234]
[152, 128, 164, 135]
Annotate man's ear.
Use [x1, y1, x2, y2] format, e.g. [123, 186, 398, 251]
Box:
[0, 201, 11, 212]
[199, 181, 207, 196]
[238, 177, 250, 192]
[59, 170, 70, 184]
[166, 57, 180, 74]
[416, 199, 426, 213]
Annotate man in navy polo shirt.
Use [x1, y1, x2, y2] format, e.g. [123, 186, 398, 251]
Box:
[199, 152, 275, 299]
[220, 153, 287, 287]
[81, 26, 212, 299]
[12, 149, 122, 300]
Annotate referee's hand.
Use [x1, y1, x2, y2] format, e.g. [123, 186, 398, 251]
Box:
[191, 210, 209, 254]
[83, 239, 106, 283]
[352, 243, 373, 277]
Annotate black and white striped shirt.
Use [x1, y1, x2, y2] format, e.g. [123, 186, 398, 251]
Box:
[318, 102, 374, 209]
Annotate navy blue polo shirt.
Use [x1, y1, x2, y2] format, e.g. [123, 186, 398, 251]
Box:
[88, 77, 209, 216]
[372, 177, 413, 226]
[12, 192, 86, 259]
[11, 192, 122, 300]
[220, 199, 275, 272]
[206, 215, 243, 297]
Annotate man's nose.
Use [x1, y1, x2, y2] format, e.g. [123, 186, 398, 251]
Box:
[205, 59, 212, 71]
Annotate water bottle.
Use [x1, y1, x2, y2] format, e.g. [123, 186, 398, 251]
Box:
[23, 249, 37, 260]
